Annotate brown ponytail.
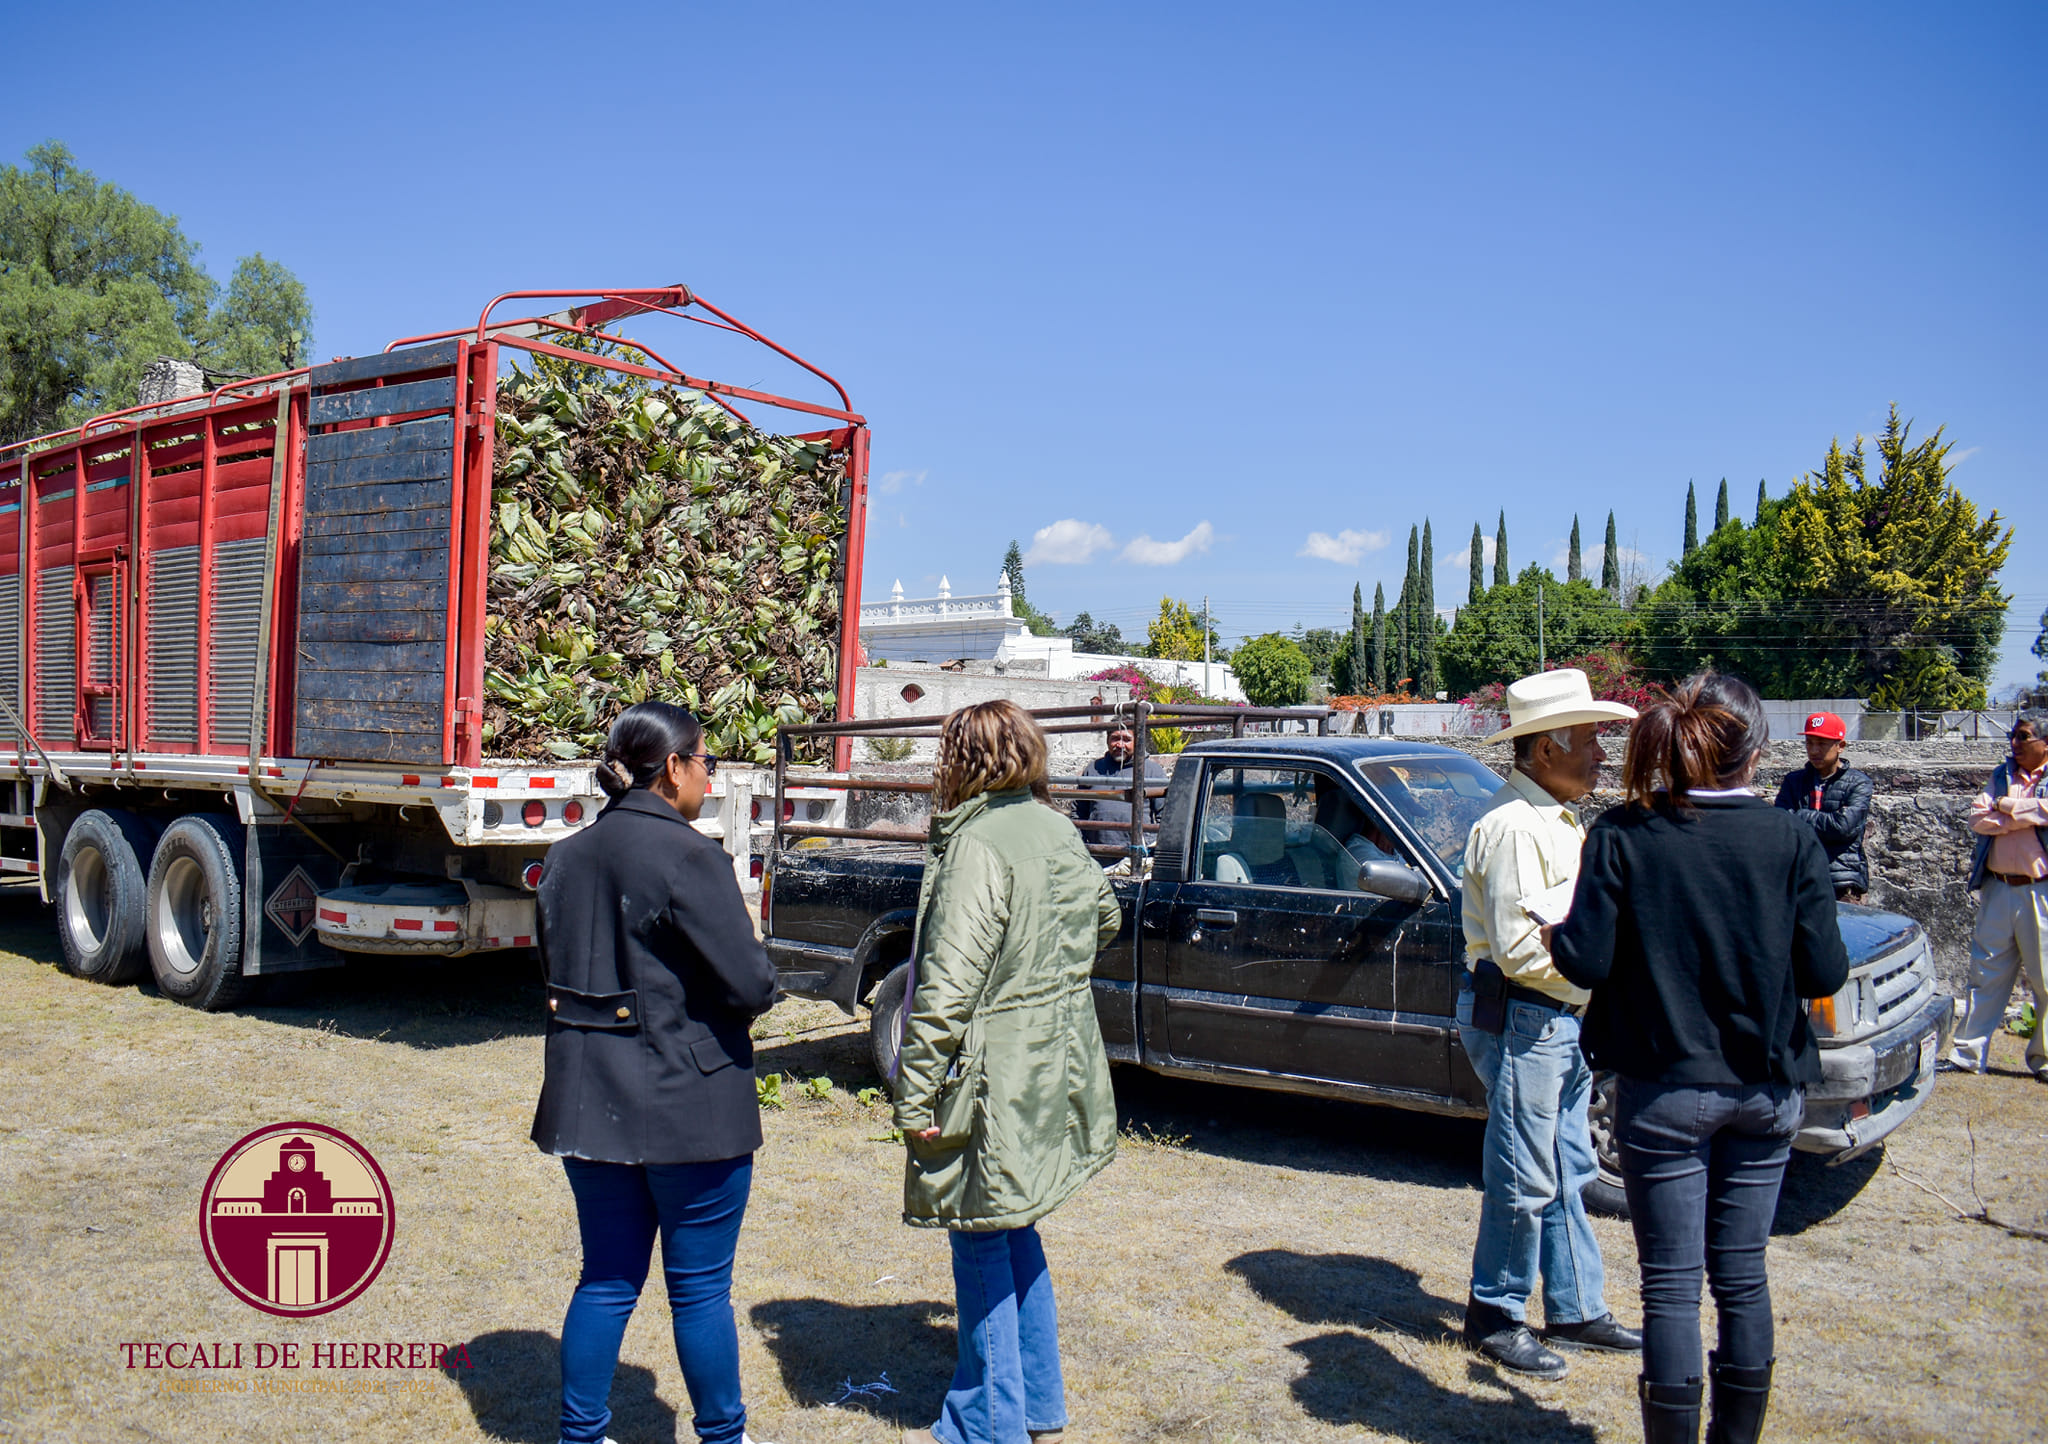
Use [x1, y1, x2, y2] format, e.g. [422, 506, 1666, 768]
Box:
[1623, 670, 1768, 809]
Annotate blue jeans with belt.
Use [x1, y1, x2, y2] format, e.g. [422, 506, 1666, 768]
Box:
[1456, 985, 1609, 1326]
[1616, 1078, 1803, 1387]
[559, 1155, 753, 1444]
[934, 1224, 1067, 1444]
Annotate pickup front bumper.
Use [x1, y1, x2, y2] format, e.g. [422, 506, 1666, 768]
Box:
[1796, 990, 1955, 1161]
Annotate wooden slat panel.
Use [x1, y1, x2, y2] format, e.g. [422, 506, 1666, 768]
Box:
[310, 341, 460, 388]
[296, 610, 445, 644]
[305, 446, 452, 487]
[295, 698, 446, 732]
[302, 506, 452, 540]
[296, 668, 447, 703]
[294, 726, 444, 764]
[307, 376, 456, 426]
[300, 578, 447, 611]
[291, 638, 445, 671]
[300, 479, 452, 517]
[299, 548, 447, 585]
[306, 417, 455, 465]
[302, 527, 452, 557]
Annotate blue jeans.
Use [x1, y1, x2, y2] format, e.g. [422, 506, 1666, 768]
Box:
[1617, 1078, 1802, 1387]
[934, 1225, 1067, 1444]
[559, 1155, 753, 1444]
[1456, 987, 1608, 1326]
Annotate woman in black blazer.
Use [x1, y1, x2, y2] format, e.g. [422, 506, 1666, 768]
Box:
[532, 701, 779, 1444]
[1551, 673, 1848, 1444]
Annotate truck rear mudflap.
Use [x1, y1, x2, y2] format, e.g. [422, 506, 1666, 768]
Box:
[1797, 990, 1956, 1161]
[315, 881, 535, 958]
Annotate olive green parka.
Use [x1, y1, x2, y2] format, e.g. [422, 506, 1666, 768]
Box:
[894, 787, 1123, 1230]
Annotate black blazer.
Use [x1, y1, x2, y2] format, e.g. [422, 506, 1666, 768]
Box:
[531, 790, 778, 1164]
[1551, 795, 1850, 1088]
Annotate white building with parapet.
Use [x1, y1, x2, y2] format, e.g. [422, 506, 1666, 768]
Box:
[859, 575, 1245, 702]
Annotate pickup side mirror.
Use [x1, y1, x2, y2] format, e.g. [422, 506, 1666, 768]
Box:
[1358, 859, 1433, 904]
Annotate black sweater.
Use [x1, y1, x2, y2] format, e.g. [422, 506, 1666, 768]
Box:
[1551, 795, 1850, 1087]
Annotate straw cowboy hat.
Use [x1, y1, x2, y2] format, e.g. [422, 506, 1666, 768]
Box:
[1485, 668, 1639, 744]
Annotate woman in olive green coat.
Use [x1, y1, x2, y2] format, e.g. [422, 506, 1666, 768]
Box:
[894, 700, 1123, 1444]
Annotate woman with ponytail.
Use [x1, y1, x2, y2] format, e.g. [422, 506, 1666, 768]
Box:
[1551, 672, 1849, 1444]
[532, 701, 779, 1444]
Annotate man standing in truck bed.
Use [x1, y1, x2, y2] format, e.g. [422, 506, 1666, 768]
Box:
[1071, 721, 1165, 866]
[1772, 711, 1874, 903]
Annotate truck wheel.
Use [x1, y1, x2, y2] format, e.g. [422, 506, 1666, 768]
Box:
[55, 810, 157, 985]
[1583, 1070, 1630, 1217]
[145, 814, 248, 1011]
[868, 962, 911, 1096]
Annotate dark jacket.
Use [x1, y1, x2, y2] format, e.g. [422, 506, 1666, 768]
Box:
[1070, 752, 1166, 854]
[1966, 759, 2048, 892]
[1551, 795, 1850, 1088]
[1771, 764, 1874, 892]
[531, 789, 778, 1164]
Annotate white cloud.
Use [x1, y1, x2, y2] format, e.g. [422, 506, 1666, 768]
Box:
[1024, 518, 1116, 564]
[1441, 535, 1497, 570]
[876, 468, 926, 495]
[1948, 446, 1981, 469]
[1298, 528, 1390, 564]
[1120, 521, 1214, 566]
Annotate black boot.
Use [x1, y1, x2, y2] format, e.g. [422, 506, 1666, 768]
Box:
[1639, 1375, 1703, 1444]
[1707, 1352, 1774, 1444]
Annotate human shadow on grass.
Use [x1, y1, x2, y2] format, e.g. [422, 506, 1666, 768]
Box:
[752, 1022, 882, 1089]
[1771, 1147, 1886, 1235]
[748, 1297, 954, 1425]
[442, 1327, 678, 1444]
[1114, 1066, 1486, 1194]
[1229, 1251, 1595, 1442]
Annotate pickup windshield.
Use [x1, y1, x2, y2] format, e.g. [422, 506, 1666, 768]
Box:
[1352, 753, 1505, 881]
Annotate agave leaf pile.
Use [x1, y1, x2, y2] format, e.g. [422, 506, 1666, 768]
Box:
[484, 367, 847, 764]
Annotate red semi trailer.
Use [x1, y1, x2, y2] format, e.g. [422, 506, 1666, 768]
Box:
[0, 287, 867, 1008]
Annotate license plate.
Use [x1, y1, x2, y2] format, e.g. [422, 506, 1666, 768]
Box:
[1919, 1033, 1937, 1078]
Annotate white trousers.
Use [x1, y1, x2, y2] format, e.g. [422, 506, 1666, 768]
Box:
[1950, 877, 2048, 1074]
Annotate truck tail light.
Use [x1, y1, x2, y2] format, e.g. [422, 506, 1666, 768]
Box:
[1809, 995, 1837, 1036]
[483, 801, 504, 827]
[522, 800, 547, 827]
[522, 861, 545, 890]
[562, 800, 584, 824]
[751, 799, 762, 822]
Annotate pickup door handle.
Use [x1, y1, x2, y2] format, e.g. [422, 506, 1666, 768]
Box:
[1194, 908, 1238, 929]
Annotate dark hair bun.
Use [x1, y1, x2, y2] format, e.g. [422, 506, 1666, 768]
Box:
[597, 701, 704, 801]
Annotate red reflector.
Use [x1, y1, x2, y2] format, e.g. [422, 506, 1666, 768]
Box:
[782, 799, 795, 821]
[401, 775, 420, 786]
[751, 799, 762, 822]
[562, 800, 583, 824]
[440, 776, 460, 787]
[394, 918, 423, 931]
[530, 776, 555, 789]
[513, 934, 532, 947]
[522, 800, 547, 827]
[473, 777, 499, 789]
[318, 907, 349, 924]
[522, 862, 545, 890]
[433, 920, 460, 932]
[749, 856, 764, 879]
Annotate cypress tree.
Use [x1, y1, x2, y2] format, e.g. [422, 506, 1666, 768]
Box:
[1399, 525, 1419, 688]
[1755, 478, 1767, 524]
[1418, 521, 1438, 697]
[1468, 522, 1484, 603]
[1342, 583, 1367, 694]
[1683, 482, 1698, 557]
[1567, 516, 1582, 582]
[1493, 510, 1509, 588]
[1369, 583, 1387, 693]
[1601, 511, 1619, 591]
[1714, 478, 1730, 532]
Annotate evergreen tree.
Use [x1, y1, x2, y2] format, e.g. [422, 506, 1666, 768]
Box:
[1755, 479, 1768, 524]
[1001, 540, 1028, 611]
[1601, 511, 1619, 591]
[1714, 478, 1730, 532]
[1399, 525, 1419, 687]
[1567, 516, 1582, 582]
[2034, 602, 2048, 686]
[1370, 583, 1387, 693]
[1493, 511, 1509, 588]
[1336, 583, 1368, 694]
[1468, 522, 1485, 603]
[1416, 521, 1439, 696]
[1683, 482, 1699, 557]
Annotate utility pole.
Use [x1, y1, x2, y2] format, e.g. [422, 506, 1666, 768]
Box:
[1203, 595, 1212, 697]
[1537, 584, 1546, 671]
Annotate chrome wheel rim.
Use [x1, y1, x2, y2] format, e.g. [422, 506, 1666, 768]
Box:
[154, 856, 211, 979]
[63, 845, 110, 954]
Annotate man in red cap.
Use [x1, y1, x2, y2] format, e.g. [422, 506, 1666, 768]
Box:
[1771, 711, 1874, 902]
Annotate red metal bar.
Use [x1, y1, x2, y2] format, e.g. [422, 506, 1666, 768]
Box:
[491, 335, 862, 424]
[69, 447, 86, 747]
[195, 412, 217, 753]
[833, 424, 871, 771]
[268, 391, 307, 758]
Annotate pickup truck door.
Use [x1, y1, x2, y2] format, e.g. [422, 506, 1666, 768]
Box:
[1154, 760, 1449, 1098]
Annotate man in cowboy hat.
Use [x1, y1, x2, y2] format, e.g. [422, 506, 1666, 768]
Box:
[1772, 710, 1874, 903]
[1458, 668, 1643, 1379]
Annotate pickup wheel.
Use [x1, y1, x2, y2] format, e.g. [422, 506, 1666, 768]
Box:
[55, 809, 158, 985]
[1584, 1070, 1629, 1217]
[868, 962, 911, 1096]
[145, 814, 249, 1012]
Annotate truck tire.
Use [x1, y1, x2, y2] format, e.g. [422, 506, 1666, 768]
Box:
[867, 962, 911, 1096]
[145, 814, 249, 1011]
[1584, 1070, 1630, 1217]
[55, 809, 157, 985]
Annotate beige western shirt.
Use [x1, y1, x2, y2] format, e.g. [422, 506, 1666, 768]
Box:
[1461, 766, 1591, 1007]
[1973, 761, 2048, 882]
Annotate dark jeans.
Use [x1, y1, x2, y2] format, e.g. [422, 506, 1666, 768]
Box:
[560, 1155, 753, 1444]
[1616, 1079, 1803, 1387]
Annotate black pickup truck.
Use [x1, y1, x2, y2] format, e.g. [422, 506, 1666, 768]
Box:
[766, 735, 1955, 1209]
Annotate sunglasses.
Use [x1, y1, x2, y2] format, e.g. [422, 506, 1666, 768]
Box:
[680, 750, 719, 776]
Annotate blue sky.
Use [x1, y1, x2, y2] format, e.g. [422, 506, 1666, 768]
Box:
[9, 2, 2043, 689]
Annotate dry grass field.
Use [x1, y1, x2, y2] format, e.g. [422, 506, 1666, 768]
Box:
[0, 880, 2041, 1443]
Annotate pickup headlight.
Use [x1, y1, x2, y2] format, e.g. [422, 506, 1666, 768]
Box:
[1809, 994, 1838, 1037]
[1809, 980, 1866, 1039]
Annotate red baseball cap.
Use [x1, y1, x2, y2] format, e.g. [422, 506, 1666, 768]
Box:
[1802, 711, 1847, 742]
